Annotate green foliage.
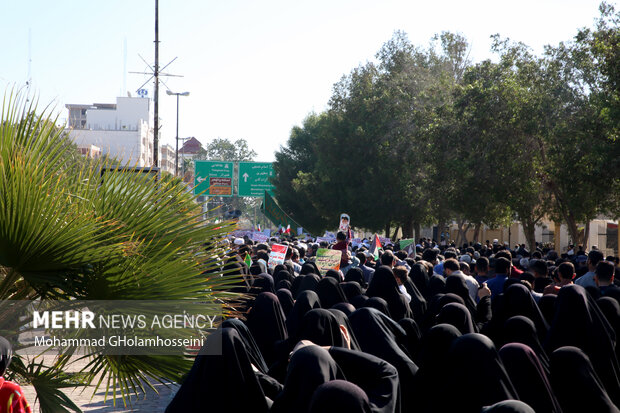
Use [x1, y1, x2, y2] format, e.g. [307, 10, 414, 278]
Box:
[0, 90, 240, 411]
[273, 5, 619, 243]
[197, 138, 257, 162]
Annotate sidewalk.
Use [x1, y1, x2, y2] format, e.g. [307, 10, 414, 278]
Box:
[22, 382, 178, 412]
[18, 356, 180, 412]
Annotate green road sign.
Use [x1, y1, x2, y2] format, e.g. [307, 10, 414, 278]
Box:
[194, 160, 234, 196]
[238, 162, 275, 197]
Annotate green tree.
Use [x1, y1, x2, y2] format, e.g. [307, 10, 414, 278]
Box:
[198, 138, 257, 161]
[272, 113, 331, 234]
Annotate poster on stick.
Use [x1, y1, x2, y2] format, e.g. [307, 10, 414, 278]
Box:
[315, 248, 342, 276]
[268, 244, 288, 269]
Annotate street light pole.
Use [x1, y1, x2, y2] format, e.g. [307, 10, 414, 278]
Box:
[166, 90, 189, 176]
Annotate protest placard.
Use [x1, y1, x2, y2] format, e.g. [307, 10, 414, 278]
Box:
[315, 248, 342, 275]
[251, 232, 269, 243]
[315, 236, 335, 245]
[268, 244, 288, 268]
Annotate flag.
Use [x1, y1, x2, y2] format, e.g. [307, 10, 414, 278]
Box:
[285, 224, 291, 234]
[244, 252, 252, 268]
[369, 233, 383, 261]
[256, 223, 261, 232]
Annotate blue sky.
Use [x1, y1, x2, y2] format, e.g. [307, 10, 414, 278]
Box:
[0, 0, 611, 161]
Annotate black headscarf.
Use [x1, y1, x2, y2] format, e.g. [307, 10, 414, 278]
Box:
[326, 269, 342, 282]
[301, 262, 320, 276]
[428, 274, 446, 296]
[286, 290, 321, 338]
[409, 263, 431, 299]
[309, 380, 372, 413]
[349, 294, 369, 309]
[271, 345, 343, 413]
[421, 293, 464, 332]
[251, 273, 275, 295]
[401, 276, 427, 322]
[502, 283, 549, 342]
[341, 281, 364, 301]
[327, 347, 399, 413]
[345, 267, 367, 289]
[545, 284, 620, 404]
[502, 315, 550, 375]
[276, 279, 292, 291]
[273, 264, 287, 279]
[415, 323, 461, 413]
[274, 268, 295, 286]
[443, 333, 518, 413]
[550, 346, 620, 413]
[398, 318, 422, 364]
[246, 292, 288, 367]
[598, 296, 620, 361]
[366, 266, 412, 321]
[328, 308, 361, 351]
[221, 318, 269, 374]
[277, 288, 295, 318]
[298, 308, 349, 348]
[444, 275, 481, 324]
[316, 276, 348, 309]
[363, 297, 392, 318]
[331, 302, 356, 316]
[436, 302, 476, 334]
[350, 307, 418, 412]
[166, 328, 270, 413]
[295, 274, 321, 299]
[537, 294, 557, 326]
[498, 343, 562, 413]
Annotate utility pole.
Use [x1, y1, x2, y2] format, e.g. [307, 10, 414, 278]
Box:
[153, 0, 160, 167]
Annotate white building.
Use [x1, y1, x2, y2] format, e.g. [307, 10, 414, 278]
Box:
[66, 97, 156, 167]
[160, 143, 175, 175]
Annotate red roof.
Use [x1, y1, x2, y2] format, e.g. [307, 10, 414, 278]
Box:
[180, 137, 203, 154]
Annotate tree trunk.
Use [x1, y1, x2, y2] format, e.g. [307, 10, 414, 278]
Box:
[565, 214, 580, 247]
[402, 220, 413, 239]
[391, 226, 401, 241]
[385, 223, 391, 239]
[473, 222, 482, 243]
[583, 219, 591, 250]
[437, 221, 445, 243]
[522, 218, 537, 251]
[414, 222, 421, 243]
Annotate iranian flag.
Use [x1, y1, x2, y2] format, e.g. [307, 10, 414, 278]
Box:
[284, 224, 291, 234]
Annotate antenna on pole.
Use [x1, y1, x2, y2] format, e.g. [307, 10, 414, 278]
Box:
[154, 0, 159, 168]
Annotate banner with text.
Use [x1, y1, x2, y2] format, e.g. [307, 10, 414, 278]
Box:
[268, 244, 288, 269]
[315, 248, 342, 275]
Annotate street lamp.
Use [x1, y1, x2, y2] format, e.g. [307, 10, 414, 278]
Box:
[166, 90, 190, 176]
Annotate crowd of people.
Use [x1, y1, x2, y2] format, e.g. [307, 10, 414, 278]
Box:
[167, 233, 620, 413]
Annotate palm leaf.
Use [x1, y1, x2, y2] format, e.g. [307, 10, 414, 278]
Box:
[0, 89, 244, 409]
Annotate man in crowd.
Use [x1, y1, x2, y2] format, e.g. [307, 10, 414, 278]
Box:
[486, 257, 511, 298]
[575, 250, 605, 288]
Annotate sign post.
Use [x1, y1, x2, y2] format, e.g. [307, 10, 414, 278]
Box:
[194, 161, 234, 196]
[238, 162, 275, 197]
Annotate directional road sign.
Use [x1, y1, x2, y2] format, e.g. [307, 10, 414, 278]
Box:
[194, 160, 234, 196]
[238, 162, 275, 197]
